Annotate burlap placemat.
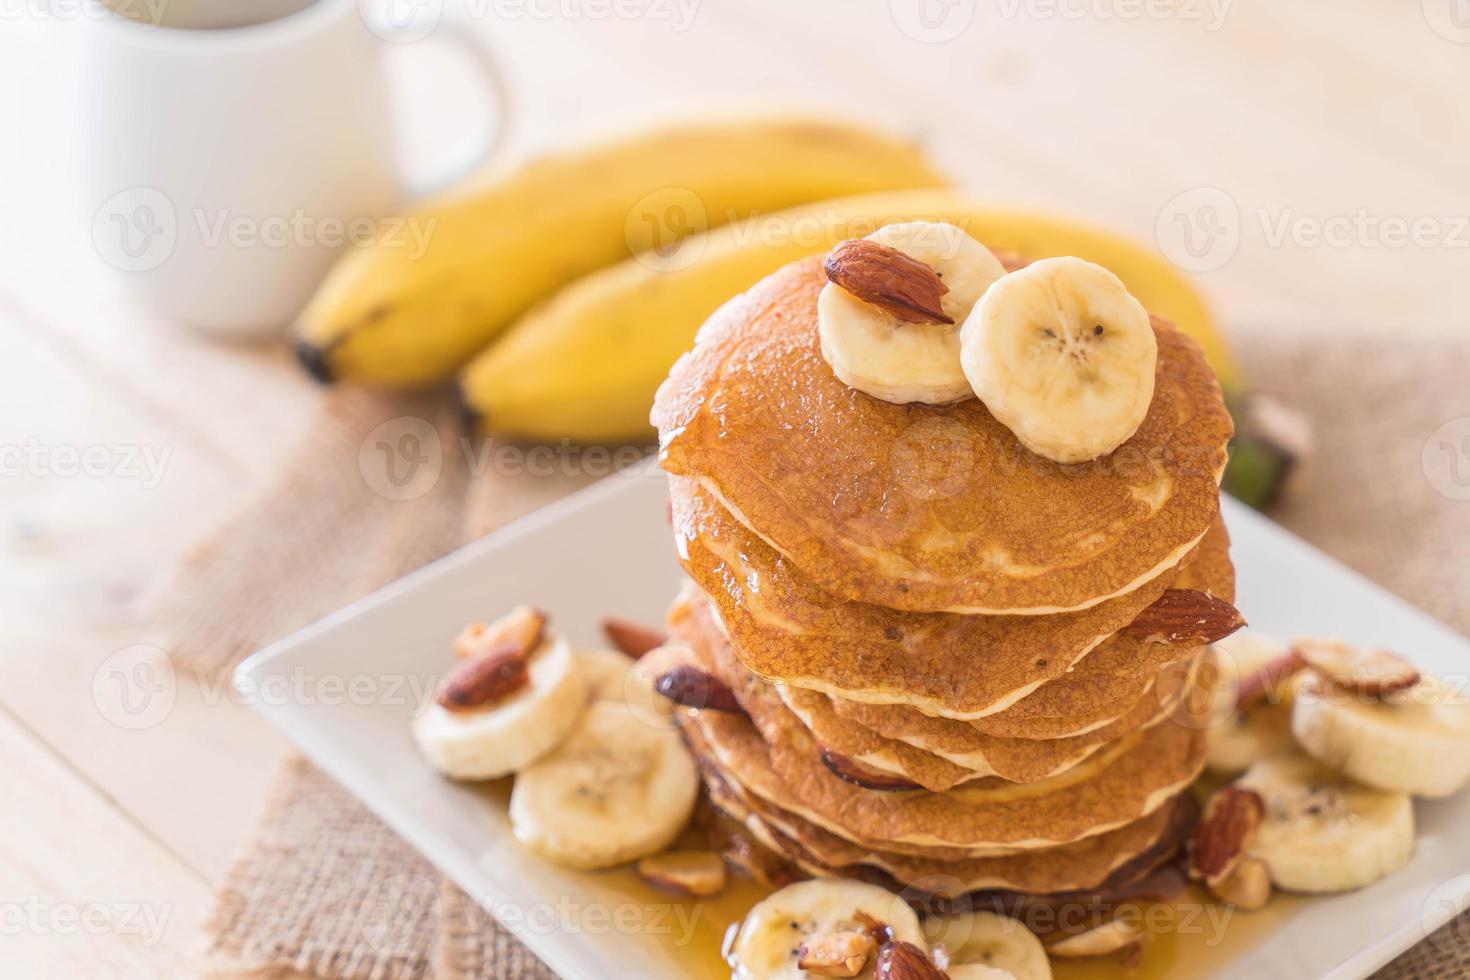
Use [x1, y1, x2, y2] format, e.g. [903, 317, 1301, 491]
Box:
[169, 326, 1470, 979]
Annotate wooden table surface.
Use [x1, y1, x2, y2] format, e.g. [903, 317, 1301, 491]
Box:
[1, 2, 1466, 974]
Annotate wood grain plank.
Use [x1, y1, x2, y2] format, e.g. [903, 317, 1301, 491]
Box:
[0, 705, 209, 979]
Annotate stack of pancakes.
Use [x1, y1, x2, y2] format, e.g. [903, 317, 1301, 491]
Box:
[649, 256, 1238, 906]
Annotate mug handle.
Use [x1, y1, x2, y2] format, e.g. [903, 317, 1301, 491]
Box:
[374, 19, 511, 196]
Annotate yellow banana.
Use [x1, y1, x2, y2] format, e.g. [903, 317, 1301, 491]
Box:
[458, 190, 1238, 444]
[293, 114, 948, 388]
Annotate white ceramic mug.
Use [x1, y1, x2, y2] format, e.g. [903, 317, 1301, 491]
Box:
[79, 0, 506, 338]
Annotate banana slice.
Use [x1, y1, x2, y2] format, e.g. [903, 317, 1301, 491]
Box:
[573, 647, 636, 701]
[575, 646, 677, 730]
[1237, 751, 1414, 893]
[926, 911, 1052, 980]
[413, 635, 588, 780]
[509, 699, 697, 869]
[1293, 670, 1470, 798]
[1207, 633, 1301, 776]
[949, 967, 1018, 980]
[818, 221, 1006, 405]
[960, 256, 1157, 463]
[730, 879, 927, 980]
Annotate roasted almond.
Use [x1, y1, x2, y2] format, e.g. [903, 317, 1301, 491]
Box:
[654, 664, 743, 713]
[1208, 854, 1271, 910]
[1122, 589, 1246, 645]
[1294, 637, 1421, 698]
[436, 644, 529, 710]
[854, 910, 894, 946]
[797, 930, 876, 978]
[874, 939, 948, 979]
[821, 750, 922, 792]
[601, 617, 667, 659]
[1188, 785, 1265, 884]
[635, 850, 727, 897]
[1234, 650, 1307, 710]
[454, 605, 546, 661]
[824, 239, 954, 325]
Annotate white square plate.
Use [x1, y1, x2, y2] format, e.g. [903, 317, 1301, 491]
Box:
[238, 471, 1470, 980]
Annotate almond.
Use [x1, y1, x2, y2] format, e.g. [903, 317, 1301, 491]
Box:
[1234, 650, 1307, 711]
[1045, 918, 1142, 958]
[824, 239, 954, 325]
[1122, 589, 1246, 645]
[874, 940, 948, 980]
[1188, 785, 1265, 884]
[454, 605, 546, 661]
[601, 617, 667, 659]
[797, 930, 876, 978]
[1294, 637, 1421, 698]
[821, 750, 922, 792]
[635, 850, 727, 897]
[854, 911, 893, 945]
[436, 644, 529, 710]
[1208, 854, 1271, 910]
[654, 664, 743, 713]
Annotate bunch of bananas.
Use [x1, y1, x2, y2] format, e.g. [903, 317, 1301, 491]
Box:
[295, 113, 1288, 503]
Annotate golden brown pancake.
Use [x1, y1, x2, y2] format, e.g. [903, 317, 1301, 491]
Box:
[822, 518, 1235, 740]
[673, 478, 1230, 718]
[677, 621, 1213, 855]
[672, 578, 1205, 789]
[777, 658, 1199, 787]
[688, 720, 1191, 897]
[652, 256, 1233, 615]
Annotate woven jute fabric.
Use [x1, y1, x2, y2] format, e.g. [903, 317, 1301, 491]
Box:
[174, 327, 1470, 979]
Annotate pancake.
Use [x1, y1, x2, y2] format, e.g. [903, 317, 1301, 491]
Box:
[778, 656, 1200, 786]
[822, 517, 1235, 740]
[689, 719, 1194, 898]
[652, 256, 1233, 615]
[678, 622, 1213, 855]
[672, 578, 1206, 788]
[673, 478, 1230, 718]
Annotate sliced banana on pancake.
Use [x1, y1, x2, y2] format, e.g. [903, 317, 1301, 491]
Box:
[729, 879, 926, 980]
[509, 700, 697, 869]
[1292, 664, 1470, 798]
[412, 635, 588, 781]
[1237, 751, 1413, 893]
[960, 256, 1157, 464]
[926, 911, 1052, 980]
[818, 221, 1006, 405]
